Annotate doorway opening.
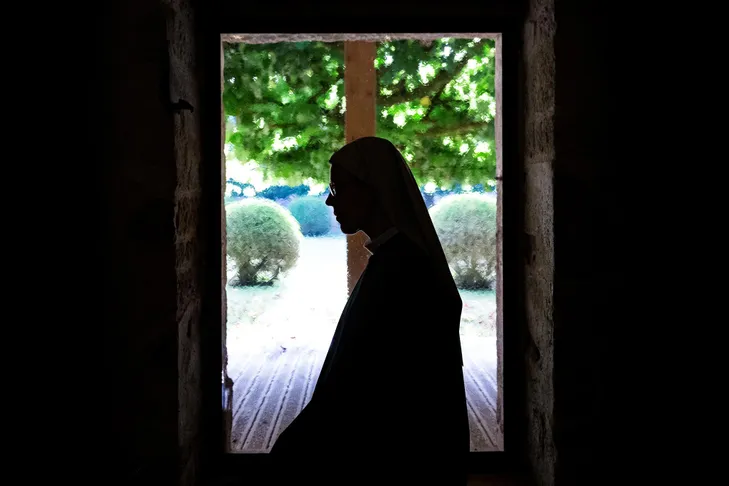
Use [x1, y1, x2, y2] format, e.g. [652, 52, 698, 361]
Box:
[220, 33, 504, 455]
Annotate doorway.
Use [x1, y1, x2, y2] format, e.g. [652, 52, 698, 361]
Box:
[220, 33, 504, 455]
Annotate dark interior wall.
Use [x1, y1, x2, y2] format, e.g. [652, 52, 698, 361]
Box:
[103, 0, 205, 483]
[100, 0, 623, 484]
[550, 1, 615, 484]
[105, 0, 178, 478]
[215, 0, 525, 32]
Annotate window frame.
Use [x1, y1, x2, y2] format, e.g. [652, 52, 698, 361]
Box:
[201, 25, 524, 481]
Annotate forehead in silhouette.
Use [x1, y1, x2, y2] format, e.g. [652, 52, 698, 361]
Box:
[330, 161, 359, 184]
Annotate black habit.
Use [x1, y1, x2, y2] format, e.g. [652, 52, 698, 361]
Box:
[270, 232, 469, 485]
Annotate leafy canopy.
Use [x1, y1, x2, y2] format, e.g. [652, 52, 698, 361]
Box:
[223, 38, 496, 188]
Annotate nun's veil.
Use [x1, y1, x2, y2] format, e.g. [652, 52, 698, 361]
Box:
[329, 137, 463, 317]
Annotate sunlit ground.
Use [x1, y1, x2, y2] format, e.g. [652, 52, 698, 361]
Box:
[226, 234, 497, 356]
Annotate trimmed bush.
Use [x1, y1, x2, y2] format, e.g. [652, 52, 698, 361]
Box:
[288, 196, 332, 236]
[430, 194, 497, 290]
[226, 199, 301, 286]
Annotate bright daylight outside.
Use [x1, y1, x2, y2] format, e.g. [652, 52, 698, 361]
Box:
[222, 36, 502, 454]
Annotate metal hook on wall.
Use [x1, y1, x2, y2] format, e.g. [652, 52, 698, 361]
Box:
[170, 99, 194, 113]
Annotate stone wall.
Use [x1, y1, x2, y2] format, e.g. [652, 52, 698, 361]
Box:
[521, 0, 616, 483]
[166, 0, 204, 485]
[103, 0, 204, 483]
[522, 0, 557, 482]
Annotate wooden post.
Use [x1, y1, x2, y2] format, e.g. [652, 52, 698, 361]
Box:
[344, 41, 376, 294]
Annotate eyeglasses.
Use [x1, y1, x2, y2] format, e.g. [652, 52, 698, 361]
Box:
[329, 180, 360, 197]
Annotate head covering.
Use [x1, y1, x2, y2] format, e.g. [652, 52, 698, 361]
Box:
[329, 137, 463, 316]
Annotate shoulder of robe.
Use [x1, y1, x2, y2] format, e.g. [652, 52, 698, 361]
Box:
[377, 239, 437, 293]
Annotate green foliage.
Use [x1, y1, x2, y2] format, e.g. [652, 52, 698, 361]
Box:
[223, 42, 345, 185]
[288, 196, 332, 236]
[223, 38, 496, 187]
[226, 199, 301, 286]
[430, 194, 497, 290]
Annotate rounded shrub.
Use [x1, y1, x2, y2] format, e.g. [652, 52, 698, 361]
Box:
[288, 196, 332, 236]
[430, 194, 497, 290]
[226, 198, 301, 286]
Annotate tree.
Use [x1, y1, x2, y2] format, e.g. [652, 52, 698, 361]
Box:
[223, 38, 496, 188]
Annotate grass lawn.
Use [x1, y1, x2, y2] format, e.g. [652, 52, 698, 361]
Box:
[226, 234, 497, 351]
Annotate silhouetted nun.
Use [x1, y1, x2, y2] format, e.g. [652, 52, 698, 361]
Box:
[270, 137, 468, 485]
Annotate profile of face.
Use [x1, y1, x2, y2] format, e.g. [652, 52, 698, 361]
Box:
[325, 162, 378, 235]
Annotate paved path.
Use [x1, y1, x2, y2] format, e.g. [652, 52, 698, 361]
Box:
[228, 337, 500, 453]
